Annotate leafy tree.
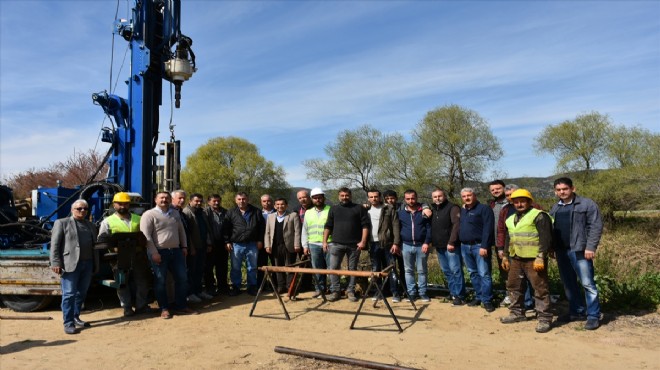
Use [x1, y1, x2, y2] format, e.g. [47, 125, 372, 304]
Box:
[3, 149, 107, 199]
[535, 111, 612, 173]
[413, 104, 503, 197]
[181, 137, 289, 207]
[606, 125, 660, 168]
[304, 125, 394, 194]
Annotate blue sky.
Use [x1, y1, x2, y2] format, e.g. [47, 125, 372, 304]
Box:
[1, 1, 659, 190]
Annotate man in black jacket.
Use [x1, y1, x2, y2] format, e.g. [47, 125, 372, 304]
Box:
[223, 192, 265, 296]
[203, 194, 228, 295]
[430, 188, 465, 305]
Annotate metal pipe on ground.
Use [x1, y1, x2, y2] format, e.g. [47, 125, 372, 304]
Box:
[260, 266, 388, 278]
[274, 346, 420, 370]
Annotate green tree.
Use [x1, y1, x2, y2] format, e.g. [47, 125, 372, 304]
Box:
[606, 125, 660, 168]
[413, 104, 503, 197]
[535, 111, 612, 173]
[303, 125, 394, 194]
[181, 137, 289, 206]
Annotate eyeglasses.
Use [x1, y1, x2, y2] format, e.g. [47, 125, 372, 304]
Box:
[74, 207, 88, 211]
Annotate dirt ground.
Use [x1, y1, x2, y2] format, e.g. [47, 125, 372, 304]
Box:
[1, 288, 659, 370]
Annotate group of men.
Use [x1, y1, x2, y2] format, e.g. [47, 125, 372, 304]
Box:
[49, 176, 603, 334]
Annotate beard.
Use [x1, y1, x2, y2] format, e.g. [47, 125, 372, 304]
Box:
[116, 208, 129, 215]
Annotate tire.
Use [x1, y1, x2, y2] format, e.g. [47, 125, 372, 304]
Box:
[1, 295, 54, 312]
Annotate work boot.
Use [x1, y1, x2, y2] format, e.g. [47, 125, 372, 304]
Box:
[585, 318, 600, 330]
[467, 298, 482, 307]
[347, 291, 358, 302]
[74, 318, 91, 328]
[483, 302, 496, 312]
[327, 292, 341, 302]
[64, 326, 77, 335]
[500, 314, 526, 324]
[536, 321, 552, 333]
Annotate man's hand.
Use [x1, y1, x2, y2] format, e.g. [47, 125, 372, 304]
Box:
[225, 243, 233, 252]
[51, 266, 62, 275]
[422, 209, 432, 218]
[257, 241, 264, 250]
[265, 247, 272, 254]
[447, 244, 455, 252]
[151, 253, 162, 265]
[294, 246, 301, 253]
[182, 247, 188, 258]
[303, 247, 310, 256]
[533, 257, 545, 272]
[190, 247, 196, 256]
[357, 240, 366, 250]
[322, 242, 329, 252]
[479, 248, 489, 257]
[422, 243, 430, 254]
[501, 258, 509, 272]
[585, 250, 596, 260]
[390, 244, 399, 255]
[497, 250, 504, 259]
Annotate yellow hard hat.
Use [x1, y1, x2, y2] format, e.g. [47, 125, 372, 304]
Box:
[510, 189, 534, 202]
[113, 192, 131, 203]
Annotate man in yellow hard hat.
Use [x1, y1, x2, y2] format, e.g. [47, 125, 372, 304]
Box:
[500, 189, 554, 333]
[99, 192, 153, 317]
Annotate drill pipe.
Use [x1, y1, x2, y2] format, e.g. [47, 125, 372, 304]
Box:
[274, 346, 420, 370]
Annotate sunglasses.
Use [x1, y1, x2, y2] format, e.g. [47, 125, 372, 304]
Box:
[74, 207, 89, 211]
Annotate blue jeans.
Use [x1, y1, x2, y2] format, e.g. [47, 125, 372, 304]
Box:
[436, 247, 465, 299]
[461, 243, 493, 303]
[149, 248, 189, 310]
[329, 243, 360, 293]
[309, 243, 330, 291]
[60, 259, 93, 327]
[555, 249, 601, 320]
[402, 243, 428, 297]
[230, 242, 258, 289]
[370, 242, 400, 296]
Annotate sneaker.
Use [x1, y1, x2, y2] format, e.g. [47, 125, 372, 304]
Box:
[160, 309, 173, 320]
[74, 318, 91, 328]
[467, 298, 482, 307]
[585, 318, 600, 330]
[312, 290, 323, 299]
[557, 313, 587, 323]
[483, 302, 496, 312]
[64, 326, 77, 334]
[419, 295, 431, 303]
[198, 291, 214, 300]
[327, 292, 341, 302]
[451, 297, 465, 306]
[391, 295, 401, 303]
[347, 291, 358, 302]
[187, 294, 202, 303]
[371, 293, 384, 302]
[405, 295, 417, 302]
[536, 321, 552, 333]
[502, 296, 512, 306]
[500, 314, 526, 324]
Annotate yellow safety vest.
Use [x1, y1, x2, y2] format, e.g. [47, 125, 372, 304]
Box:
[106, 213, 141, 233]
[304, 206, 331, 243]
[506, 208, 546, 258]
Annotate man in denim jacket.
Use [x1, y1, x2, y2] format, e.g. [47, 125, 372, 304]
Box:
[549, 177, 603, 330]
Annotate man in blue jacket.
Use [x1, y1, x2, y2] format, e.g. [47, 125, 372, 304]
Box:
[398, 189, 432, 302]
[459, 187, 495, 312]
[550, 177, 603, 330]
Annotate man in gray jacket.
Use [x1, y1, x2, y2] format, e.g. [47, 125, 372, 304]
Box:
[50, 199, 98, 334]
[550, 177, 603, 330]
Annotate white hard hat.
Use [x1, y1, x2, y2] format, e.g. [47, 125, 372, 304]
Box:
[310, 187, 325, 197]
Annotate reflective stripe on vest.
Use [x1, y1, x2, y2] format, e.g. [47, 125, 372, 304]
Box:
[106, 213, 141, 233]
[304, 206, 331, 243]
[506, 208, 543, 258]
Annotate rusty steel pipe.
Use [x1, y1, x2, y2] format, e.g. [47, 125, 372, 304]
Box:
[259, 266, 388, 277]
[0, 315, 52, 320]
[274, 346, 420, 370]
